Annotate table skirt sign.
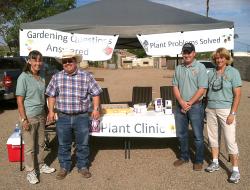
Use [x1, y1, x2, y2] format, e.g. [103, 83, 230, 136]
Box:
[90, 101, 176, 138]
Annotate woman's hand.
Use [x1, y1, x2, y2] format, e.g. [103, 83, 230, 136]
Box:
[47, 111, 55, 123]
[226, 114, 235, 125]
[22, 120, 30, 131]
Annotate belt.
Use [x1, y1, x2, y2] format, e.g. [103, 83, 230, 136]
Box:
[177, 100, 202, 107]
[192, 100, 202, 105]
[58, 111, 87, 115]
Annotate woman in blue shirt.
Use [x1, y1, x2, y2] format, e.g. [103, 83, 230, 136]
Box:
[16, 50, 55, 184]
[205, 48, 242, 184]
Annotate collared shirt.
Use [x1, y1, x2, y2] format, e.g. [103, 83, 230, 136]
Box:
[207, 66, 242, 109]
[16, 71, 45, 117]
[172, 59, 208, 101]
[45, 68, 102, 114]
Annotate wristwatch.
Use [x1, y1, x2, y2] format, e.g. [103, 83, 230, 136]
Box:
[21, 118, 27, 122]
[230, 112, 236, 115]
[93, 107, 100, 112]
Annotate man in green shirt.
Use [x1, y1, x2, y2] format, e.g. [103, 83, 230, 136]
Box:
[172, 43, 208, 171]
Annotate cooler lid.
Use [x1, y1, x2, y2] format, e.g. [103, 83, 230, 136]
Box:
[6, 133, 25, 145]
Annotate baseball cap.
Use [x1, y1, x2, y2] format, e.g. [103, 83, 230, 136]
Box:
[182, 43, 195, 53]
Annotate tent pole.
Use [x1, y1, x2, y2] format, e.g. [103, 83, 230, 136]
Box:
[231, 50, 234, 67]
[20, 130, 23, 171]
[176, 54, 179, 66]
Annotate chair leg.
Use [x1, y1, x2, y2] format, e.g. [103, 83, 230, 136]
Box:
[128, 138, 131, 159]
[124, 138, 127, 159]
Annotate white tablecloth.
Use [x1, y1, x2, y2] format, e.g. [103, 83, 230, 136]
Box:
[90, 111, 176, 137]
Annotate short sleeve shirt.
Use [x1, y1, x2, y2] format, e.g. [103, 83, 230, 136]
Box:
[207, 66, 242, 109]
[16, 72, 45, 117]
[172, 59, 208, 101]
[45, 68, 102, 114]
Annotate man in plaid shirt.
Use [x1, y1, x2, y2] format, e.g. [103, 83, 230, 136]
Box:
[46, 50, 102, 180]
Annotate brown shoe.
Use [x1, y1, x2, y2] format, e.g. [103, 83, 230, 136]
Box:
[78, 168, 92, 178]
[193, 163, 203, 171]
[173, 159, 189, 167]
[56, 168, 68, 180]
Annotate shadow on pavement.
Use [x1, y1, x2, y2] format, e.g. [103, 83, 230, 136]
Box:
[89, 136, 179, 166]
[44, 135, 58, 167]
[44, 128, 231, 175]
[0, 100, 18, 114]
[44, 127, 231, 175]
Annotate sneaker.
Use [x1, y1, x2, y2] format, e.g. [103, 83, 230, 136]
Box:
[173, 159, 189, 167]
[229, 170, 240, 184]
[78, 168, 92, 178]
[27, 170, 39, 184]
[40, 164, 56, 174]
[205, 162, 220, 173]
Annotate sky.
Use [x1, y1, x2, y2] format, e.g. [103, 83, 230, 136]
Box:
[77, 0, 250, 52]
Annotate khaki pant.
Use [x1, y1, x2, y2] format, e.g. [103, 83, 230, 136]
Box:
[22, 114, 45, 172]
[206, 108, 239, 155]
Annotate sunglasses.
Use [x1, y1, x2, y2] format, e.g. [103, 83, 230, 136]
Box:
[62, 58, 75, 65]
[211, 75, 223, 92]
[30, 58, 42, 62]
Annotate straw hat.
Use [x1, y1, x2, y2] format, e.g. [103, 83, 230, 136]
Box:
[56, 50, 82, 64]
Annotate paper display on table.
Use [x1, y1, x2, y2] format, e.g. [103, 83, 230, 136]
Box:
[164, 100, 172, 115]
[102, 108, 133, 115]
[101, 104, 129, 109]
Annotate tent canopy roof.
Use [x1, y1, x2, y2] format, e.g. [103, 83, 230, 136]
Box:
[21, 0, 234, 48]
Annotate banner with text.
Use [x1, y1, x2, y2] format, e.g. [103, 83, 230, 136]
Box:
[90, 112, 176, 138]
[20, 29, 119, 61]
[137, 28, 234, 56]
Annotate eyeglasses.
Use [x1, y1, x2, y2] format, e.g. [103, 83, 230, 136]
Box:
[211, 75, 223, 91]
[62, 58, 74, 65]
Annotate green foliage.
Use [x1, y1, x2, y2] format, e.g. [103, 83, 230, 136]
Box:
[0, 45, 9, 56]
[127, 49, 147, 58]
[112, 52, 118, 63]
[88, 61, 104, 68]
[196, 52, 213, 60]
[0, 0, 76, 55]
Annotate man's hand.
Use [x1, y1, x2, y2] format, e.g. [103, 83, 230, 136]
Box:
[180, 100, 191, 113]
[91, 110, 100, 120]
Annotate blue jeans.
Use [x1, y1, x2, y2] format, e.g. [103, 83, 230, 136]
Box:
[175, 102, 204, 163]
[56, 112, 89, 171]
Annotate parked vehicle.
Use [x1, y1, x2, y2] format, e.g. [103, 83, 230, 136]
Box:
[0, 57, 62, 102]
[0, 57, 24, 101]
[198, 60, 216, 73]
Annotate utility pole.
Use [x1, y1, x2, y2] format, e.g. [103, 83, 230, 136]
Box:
[206, 0, 210, 17]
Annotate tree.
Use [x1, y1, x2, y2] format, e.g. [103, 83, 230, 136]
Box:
[196, 52, 213, 60]
[0, 0, 76, 55]
[127, 49, 147, 58]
